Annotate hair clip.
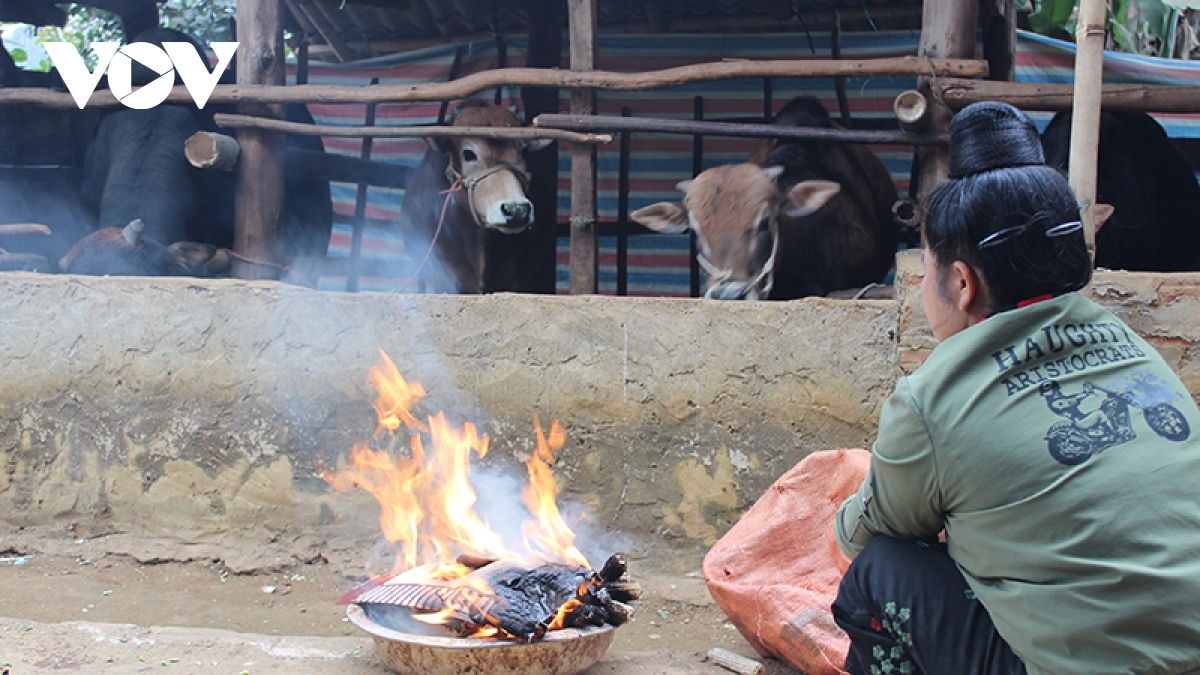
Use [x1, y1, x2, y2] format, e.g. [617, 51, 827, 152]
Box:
[977, 225, 1026, 249]
[977, 220, 1083, 249]
[1046, 221, 1083, 238]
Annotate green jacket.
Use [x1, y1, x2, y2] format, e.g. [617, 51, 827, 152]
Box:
[836, 292, 1200, 675]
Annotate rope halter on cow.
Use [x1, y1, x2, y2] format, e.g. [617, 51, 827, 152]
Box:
[696, 229, 780, 301]
[444, 162, 533, 232]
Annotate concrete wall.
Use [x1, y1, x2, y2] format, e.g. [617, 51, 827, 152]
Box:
[0, 273, 899, 571]
[5, 259, 1200, 572]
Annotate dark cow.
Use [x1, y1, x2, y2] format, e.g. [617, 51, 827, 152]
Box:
[630, 97, 898, 300]
[58, 218, 228, 276]
[397, 104, 551, 294]
[63, 29, 331, 276]
[1042, 110, 1200, 271]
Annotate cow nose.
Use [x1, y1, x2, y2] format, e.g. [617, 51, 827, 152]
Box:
[705, 282, 759, 301]
[501, 201, 532, 224]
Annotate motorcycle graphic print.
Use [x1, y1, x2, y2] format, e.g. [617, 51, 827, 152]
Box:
[1039, 369, 1191, 465]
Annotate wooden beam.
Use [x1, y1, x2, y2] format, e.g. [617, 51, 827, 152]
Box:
[1070, 0, 1107, 261]
[936, 79, 1200, 112]
[233, 0, 287, 281]
[213, 113, 612, 143]
[285, 0, 354, 63]
[535, 113, 948, 145]
[569, 0, 598, 296]
[0, 57, 990, 108]
[914, 0, 979, 205]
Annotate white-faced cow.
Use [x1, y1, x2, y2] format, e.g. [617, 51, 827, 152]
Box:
[398, 104, 552, 294]
[631, 96, 898, 300]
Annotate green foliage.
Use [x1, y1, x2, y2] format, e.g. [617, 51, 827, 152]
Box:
[159, 0, 237, 43]
[1028, 0, 1079, 37]
[1025, 0, 1197, 58]
[35, 3, 124, 66]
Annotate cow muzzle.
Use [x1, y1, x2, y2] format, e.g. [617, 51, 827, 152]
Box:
[449, 163, 534, 234]
[705, 281, 765, 301]
[697, 233, 778, 301]
[494, 200, 534, 234]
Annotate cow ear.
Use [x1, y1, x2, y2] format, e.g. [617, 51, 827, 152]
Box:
[748, 138, 777, 165]
[1092, 203, 1115, 232]
[427, 136, 456, 156]
[524, 137, 553, 153]
[763, 165, 786, 182]
[784, 180, 840, 218]
[631, 202, 690, 234]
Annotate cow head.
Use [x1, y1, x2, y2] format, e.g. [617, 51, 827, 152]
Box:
[431, 105, 550, 234]
[631, 163, 840, 300]
[59, 219, 228, 276]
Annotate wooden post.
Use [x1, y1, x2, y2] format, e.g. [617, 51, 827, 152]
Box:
[915, 0, 979, 206]
[233, 0, 287, 280]
[1069, 0, 1106, 262]
[521, 0, 564, 295]
[831, 10, 852, 126]
[982, 0, 1017, 82]
[568, 0, 598, 295]
[348, 77, 379, 293]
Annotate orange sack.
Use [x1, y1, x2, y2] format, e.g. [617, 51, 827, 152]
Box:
[703, 448, 871, 675]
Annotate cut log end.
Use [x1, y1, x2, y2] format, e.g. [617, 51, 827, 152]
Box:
[186, 131, 241, 170]
[894, 90, 929, 132]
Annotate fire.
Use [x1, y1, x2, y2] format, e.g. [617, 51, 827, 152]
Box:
[322, 348, 591, 584]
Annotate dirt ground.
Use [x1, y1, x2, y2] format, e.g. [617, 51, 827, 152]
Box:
[0, 551, 801, 675]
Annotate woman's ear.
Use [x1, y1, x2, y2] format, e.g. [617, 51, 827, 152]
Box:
[951, 260, 989, 316]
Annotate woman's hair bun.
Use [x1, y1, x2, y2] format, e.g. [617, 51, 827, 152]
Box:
[948, 101, 1045, 179]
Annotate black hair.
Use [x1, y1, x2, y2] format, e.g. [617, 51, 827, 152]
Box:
[923, 102, 1091, 309]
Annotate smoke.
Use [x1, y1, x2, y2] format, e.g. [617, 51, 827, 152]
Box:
[0, 165, 97, 269]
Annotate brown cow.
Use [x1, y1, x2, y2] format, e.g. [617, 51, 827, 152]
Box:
[398, 104, 552, 294]
[631, 96, 898, 300]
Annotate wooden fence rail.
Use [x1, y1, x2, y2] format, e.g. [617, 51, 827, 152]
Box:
[939, 78, 1200, 112]
[534, 113, 949, 145]
[0, 57, 988, 109]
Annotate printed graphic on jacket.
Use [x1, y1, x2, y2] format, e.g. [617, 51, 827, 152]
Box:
[1039, 370, 1190, 465]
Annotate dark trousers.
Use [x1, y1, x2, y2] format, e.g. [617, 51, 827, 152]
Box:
[831, 536, 1027, 675]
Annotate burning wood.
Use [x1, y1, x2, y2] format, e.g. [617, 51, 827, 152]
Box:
[323, 351, 638, 643]
[339, 553, 638, 642]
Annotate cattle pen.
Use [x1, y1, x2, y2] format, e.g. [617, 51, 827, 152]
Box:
[7, 0, 1200, 673]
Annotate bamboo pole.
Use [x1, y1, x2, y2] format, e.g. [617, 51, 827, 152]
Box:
[535, 113, 948, 145]
[213, 113, 613, 143]
[914, 0, 979, 205]
[233, 0, 286, 281]
[569, 0, 599, 295]
[0, 57, 989, 109]
[893, 90, 930, 132]
[934, 79, 1200, 112]
[1069, 0, 1107, 261]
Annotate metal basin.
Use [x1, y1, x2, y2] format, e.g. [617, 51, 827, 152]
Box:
[347, 604, 617, 675]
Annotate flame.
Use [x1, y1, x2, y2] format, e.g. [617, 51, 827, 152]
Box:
[522, 415, 588, 568]
[321, 351, 593, 636]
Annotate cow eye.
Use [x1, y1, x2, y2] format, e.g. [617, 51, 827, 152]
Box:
[758, 217, 770, 232]
[462, 148, 478, 162]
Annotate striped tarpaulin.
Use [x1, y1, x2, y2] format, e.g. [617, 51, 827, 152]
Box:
[297, 30, 1200, 295]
